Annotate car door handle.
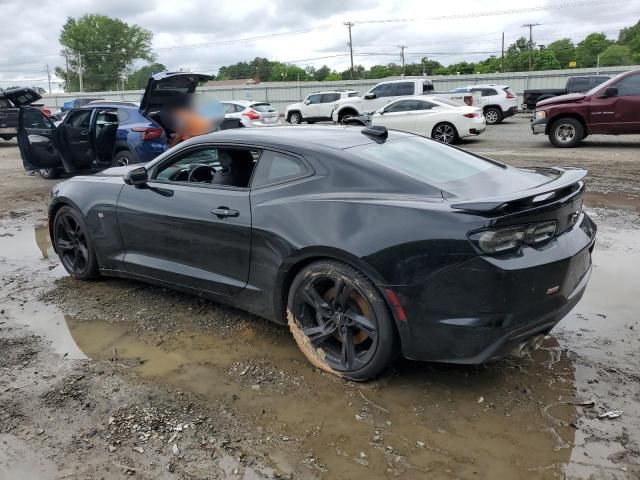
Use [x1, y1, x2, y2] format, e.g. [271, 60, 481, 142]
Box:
[211, 207, 239, 218]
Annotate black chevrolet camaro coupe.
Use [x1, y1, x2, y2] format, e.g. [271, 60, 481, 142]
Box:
[48, 125, 596, 380]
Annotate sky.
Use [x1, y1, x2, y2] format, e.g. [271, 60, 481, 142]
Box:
[0, 0, 638, 92]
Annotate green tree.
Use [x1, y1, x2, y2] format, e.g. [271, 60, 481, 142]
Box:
[575, 33, 612, 67]
[125, 63, 167, 89]
[546, 39, 576, 68]
[475, 56, 502, 73]
[504, 37, 531, 72]
[598, 44, 632, 66]
[325, 71, 342, 81]
[533, 49, 561, 70]
[618, 19, 640, 54]
[54, 14, 154, 92]
[312, 65, 331, 81]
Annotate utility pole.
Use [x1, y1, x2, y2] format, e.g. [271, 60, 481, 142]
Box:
[522, 23, 541, 71]
[46, 64, 52, 94]
[344, 21, 355, 79]
[501, 32, 505, 73]
[77, 52, 84, 92]
[398, 45, 407, 76]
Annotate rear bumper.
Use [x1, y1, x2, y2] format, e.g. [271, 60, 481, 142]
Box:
[531, 118, 548, 134]
[390, 213, 597, 363]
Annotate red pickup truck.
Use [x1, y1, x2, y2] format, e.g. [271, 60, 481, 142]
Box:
[531, 69, 640, 147]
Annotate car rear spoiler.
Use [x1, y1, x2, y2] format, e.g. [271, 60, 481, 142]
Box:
[450, 167, 587, 213]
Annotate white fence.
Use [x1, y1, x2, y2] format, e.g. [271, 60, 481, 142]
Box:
[42, 65, 638, 113]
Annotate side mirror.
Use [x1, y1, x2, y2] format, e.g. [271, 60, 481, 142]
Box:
[602, 86, 618, 98]
[377, 108, 386, 115]
[123, 166, 148, 186]
[364, 93, 376, 100]
[303, 99, 311, 105]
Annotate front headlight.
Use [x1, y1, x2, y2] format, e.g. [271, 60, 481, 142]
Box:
[535, 110, 547, 119]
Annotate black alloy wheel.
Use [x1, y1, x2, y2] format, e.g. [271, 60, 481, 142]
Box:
[53, 207, 99, 279]
[287, 260, 398, 380]
[431, 122, 459, 144]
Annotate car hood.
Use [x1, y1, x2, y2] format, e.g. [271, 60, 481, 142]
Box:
[139, 71, 213, 115]
[286, 102, 303, 111]
[537, 92, 586, 107]
[96, 164, 144, 177]
[0, 87, 42, 106]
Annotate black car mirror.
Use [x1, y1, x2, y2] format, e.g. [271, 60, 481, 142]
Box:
[124, 167, 148, 186]
[602, 86, 618, 98]
[364, 93, 376, 100]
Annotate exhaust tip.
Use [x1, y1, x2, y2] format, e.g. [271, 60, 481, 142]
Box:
[511, 342, 529, 358]
[528, 334, 545, 351]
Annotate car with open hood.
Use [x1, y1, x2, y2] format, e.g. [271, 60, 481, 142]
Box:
[16, 71, 240, 179]
[0, 87, 44, 141]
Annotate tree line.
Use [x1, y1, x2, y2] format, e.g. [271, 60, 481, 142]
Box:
[50, 15, 640, 92]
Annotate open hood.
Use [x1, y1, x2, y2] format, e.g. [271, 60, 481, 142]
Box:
[139, 71, 213, 115]
[0, 87, 42, 107]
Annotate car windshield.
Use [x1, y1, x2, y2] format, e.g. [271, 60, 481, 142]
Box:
[347, 136, 550, 197]
[585, 71, 624, 95]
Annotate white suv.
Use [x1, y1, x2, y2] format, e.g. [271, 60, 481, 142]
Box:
[450, 84, 518, 124]
[286, 90, 359, 124]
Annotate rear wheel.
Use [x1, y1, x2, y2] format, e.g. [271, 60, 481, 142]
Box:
[113, 150, 135, 167]
[484, 107, 503, 125]
[549, 117, 584, 148]
[338, 111, 357, 124]
[288, 112, 302, 125]
[431, 122, 459, 144]
[287, 260, 398, 381]
[38, 167, 61, 179]
[53, 206, 99, 280]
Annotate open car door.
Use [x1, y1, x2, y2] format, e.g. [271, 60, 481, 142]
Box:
[17, 107, 62, 171]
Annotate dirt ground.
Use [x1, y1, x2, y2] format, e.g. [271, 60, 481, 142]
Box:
[1, 119, 639, 479]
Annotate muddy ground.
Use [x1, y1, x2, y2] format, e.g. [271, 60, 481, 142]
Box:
[1, 119, 639, 479]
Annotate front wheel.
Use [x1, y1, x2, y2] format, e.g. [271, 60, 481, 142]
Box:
[112, 150, 135, 167]
[287, 260, 398, 381]
[39, 167, 61, 179]
[53, 206, 99, 280]
[431, 122, 459, 144]
[549, 118, 584, 148]
[288, 112, 302, 125]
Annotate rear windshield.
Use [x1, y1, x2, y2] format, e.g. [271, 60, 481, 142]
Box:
[347, 136, 548, 197]
[251, 103, 276, 113]
[503, 87, 516, 96]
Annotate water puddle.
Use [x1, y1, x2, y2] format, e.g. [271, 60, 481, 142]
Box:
[1, 213, 638, 478]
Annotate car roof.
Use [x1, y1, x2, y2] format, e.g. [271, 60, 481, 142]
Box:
[80, 101, 139, 109]
[180, 125, 413, 151]
[460, 84, 508, 89]
[223, 100, 270, 106]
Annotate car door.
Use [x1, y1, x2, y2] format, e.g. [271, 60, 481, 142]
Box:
[610, 73, 640, 133]
[115, 145, 256, 296]
[61, 109, 94, 169]
[363, 83, 396, 111]
[411, 100, 444, 136]
[319, 93, 340, 119]
[375, 100, 419, 133]
[16, 107, 63, 171]
[303, 94, 323, 119]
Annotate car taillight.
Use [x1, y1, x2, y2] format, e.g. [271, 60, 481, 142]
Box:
[506, 93, 516, 99]
[132, 127, 163, 141]
[463, 112, 479, 118]
[41, 108, 52, 117]
[242, 110, 261, 120]
[468, 221, 557, 255]
[463, 95, 473, 106]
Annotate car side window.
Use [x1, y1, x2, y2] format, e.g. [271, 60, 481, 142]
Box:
[615, 74, 640, 96]
[66, 110, 92, 129]
[385, 100, 417, 112]
[223, 103, 235, 114]
[395, 82, 415, 96]
[155, 146, 260, 188]
[307, 94, 322, 104]
[321, 93, 340, 103]
[22, 108, 54, 129]
[370, 83, 395, 97]
[568, 77, 590, 92]
[483, 88, 498, 96]
[251, 150, 308, 188]
[415, 100, 438, 110]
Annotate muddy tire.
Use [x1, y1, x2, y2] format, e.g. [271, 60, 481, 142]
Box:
[53, 206, 99, 280]
[288, 112, 302, 125]
[484, 107, 503, 125]
[431, 122, 459, 144]
[287, 260, 398, 381]
[38, 167, 62, 179]
[549, 117, 584, 148]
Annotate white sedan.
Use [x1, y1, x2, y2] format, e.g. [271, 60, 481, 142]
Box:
[370, 96, 485, 144]
[222, 101, 281, 127]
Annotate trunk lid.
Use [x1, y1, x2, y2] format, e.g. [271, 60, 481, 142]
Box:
[0, 87, 42, 107]
[139, 72, 213, 116]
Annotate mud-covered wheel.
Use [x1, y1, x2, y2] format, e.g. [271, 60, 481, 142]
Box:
[53, 206, 99, 280]
[287, 260, 398, 381]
